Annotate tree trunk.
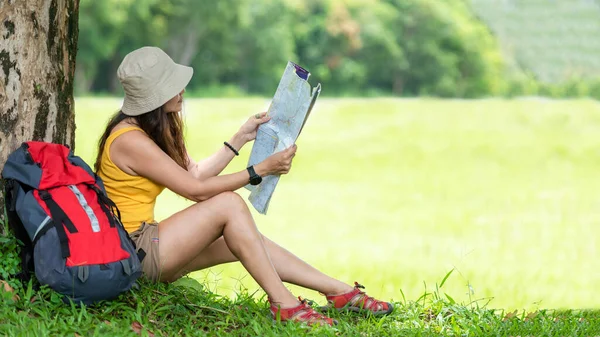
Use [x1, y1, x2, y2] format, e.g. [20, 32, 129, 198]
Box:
[0, 0, 79, 229]
[393, 74, 404, 96]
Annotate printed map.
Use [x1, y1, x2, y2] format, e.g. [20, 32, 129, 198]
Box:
[245, 62, 321, 214]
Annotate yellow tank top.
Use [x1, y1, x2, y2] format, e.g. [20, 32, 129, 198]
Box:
[96, 126, 165, 233]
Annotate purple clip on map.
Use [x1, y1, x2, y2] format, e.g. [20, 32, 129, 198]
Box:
[292, 62, 310, 80]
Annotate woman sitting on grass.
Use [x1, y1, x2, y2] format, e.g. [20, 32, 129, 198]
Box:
[94, 46, 393, 326]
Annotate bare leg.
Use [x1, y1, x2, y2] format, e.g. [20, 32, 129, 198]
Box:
[172, 234, 354, 296]
[156, 192, 298, 307]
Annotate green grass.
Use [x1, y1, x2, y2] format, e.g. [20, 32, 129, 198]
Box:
[2, 97, 600, 335]
[1, 271, 599, 336]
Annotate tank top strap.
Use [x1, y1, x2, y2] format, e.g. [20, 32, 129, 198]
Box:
[106, 126, 145, 145]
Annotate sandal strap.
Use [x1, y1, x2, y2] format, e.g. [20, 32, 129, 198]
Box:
[327, 282, 390, 312]
[348, 290, 387, 311]
[271, 297, 335, 325]
[294, 305, 331, 323]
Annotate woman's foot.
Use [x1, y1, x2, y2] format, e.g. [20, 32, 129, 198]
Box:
[323, 282, 394, 316]
[270, 297, 338, 326]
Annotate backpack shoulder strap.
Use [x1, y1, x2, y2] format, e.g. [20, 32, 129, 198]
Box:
[85, 183, 118, 228]
[37, 190, 78, 259]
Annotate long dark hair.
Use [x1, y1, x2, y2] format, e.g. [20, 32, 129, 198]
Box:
[94, 107, 189, 173]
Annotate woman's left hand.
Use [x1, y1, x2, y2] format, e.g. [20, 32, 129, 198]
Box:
[237, 112, 271, 142]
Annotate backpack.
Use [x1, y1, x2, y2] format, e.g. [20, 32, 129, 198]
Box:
[1, 141, 144, 305]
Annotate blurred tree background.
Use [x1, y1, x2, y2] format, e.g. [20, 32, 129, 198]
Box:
[76, 0, 600, 98]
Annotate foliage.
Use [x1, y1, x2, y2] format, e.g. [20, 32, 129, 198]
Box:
[0, 215, 21, 290]
[74, 0, 600, 98]
[0, 235, 20, 289]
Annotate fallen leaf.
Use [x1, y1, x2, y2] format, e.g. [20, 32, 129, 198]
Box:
[74, 334, 81, 337]
[525, 311, 538, 321]
[131, 321, 154, 337]
[0, 280, 20, 301]
[503, 310, 518, 321]
[1, 280, 13, 292]
[131, 322, 143, 335]
[30, 296, 37, 304]
[104, 320, 111, 325]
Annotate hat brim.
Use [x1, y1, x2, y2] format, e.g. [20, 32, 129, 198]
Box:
[121, 64, 193, 116]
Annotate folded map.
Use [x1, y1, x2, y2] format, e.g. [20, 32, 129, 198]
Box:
[245, 61, 321, 214]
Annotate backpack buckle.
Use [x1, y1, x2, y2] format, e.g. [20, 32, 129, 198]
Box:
[39, 190, 51, 200]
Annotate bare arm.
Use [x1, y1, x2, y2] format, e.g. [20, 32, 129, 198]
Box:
[112, 130, 296, 202]
[187, 112, 271, 180]
[187, 133, 245, 180]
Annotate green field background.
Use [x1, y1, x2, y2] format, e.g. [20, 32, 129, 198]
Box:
[74, 97, 600, 311]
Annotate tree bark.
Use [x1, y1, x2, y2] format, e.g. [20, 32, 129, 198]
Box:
[0, 0, 79, 228]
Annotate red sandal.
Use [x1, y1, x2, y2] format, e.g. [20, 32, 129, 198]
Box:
[324, 282, 394, 316]
[270, 297, 338, 326]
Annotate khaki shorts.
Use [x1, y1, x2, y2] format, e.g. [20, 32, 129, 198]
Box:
[129, 222, 161, 282]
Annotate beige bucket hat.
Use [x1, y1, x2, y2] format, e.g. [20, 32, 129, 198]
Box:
[117, 46, 193, 116]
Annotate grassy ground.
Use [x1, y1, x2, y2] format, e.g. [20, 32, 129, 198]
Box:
[1, 273, 599, 336]
[2, 97, 600, 335]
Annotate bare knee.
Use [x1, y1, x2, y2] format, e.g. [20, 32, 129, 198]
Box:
[213, 191, 246, 207]
[203, 191, 249, 217]
[213, 191, 243, 202]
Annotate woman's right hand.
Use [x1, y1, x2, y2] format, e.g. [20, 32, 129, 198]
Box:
[255, 145, 297, 176]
